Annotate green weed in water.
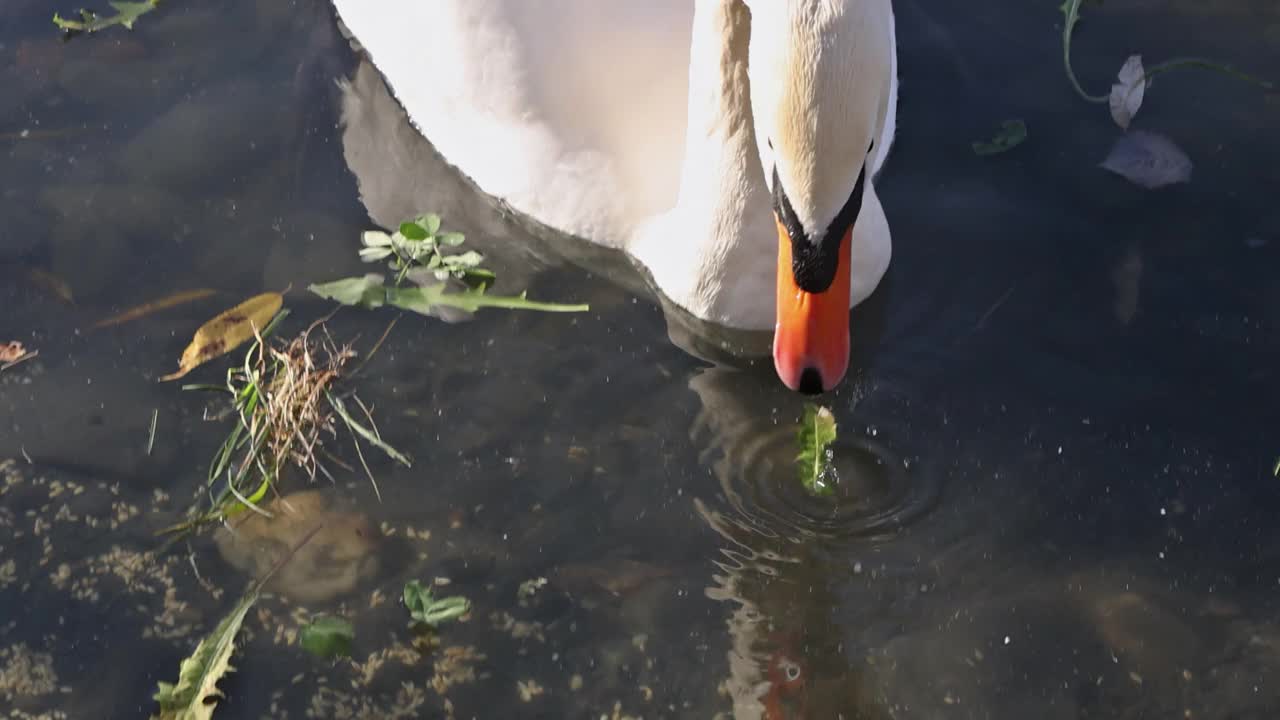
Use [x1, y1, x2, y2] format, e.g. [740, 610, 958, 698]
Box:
[299, 616, 355, 660]
[403, 580, 470, 629]
[310, 213, 589, 316]
[796, 404, 838, 497]
[1059, 0, 1273, 106]
[151, 525, 322, 719]
[54, 0, 158, 35]
[973, 119, 1028, 156]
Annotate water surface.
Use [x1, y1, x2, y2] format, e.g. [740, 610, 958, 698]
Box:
[1, 1, 1278, 718]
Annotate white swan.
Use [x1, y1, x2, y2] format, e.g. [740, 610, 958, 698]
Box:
[330, 0, 898, 393]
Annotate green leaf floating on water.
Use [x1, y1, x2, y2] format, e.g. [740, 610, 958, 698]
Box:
[54, 0, 158, 34]
[796, 403, 838, 497]
[311, 213, 589, 315]
[300, 616, 355, 660]
[309, 276, 589, 314]
[308, 274, 388, 309]
[150, 586, 258, 720]
[972, 119, 1028, 156]
[404, 580, 470, 628]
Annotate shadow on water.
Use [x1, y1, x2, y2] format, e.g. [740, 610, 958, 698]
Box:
[0, 0, 1278, 717]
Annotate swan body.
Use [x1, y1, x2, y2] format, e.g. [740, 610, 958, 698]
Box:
[331, 0, 899, 392]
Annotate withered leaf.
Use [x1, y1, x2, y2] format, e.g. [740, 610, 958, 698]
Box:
[159, 292, 282, 381]
[1100, 130, 1193, 189]
[93, 288, 217, 329]
[1110, 55, 1147, 130]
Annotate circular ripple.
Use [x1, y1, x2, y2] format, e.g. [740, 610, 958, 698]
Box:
[721, 424, 939, 541]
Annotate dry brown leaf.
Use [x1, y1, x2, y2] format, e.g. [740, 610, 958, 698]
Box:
[27, 269, 74, 304]
[159, 292, 283, 382]
[1, 341, 30, 363]
[93, 288, 217, 328]
[1110, 54, 1146, 130]
[552, 559, 672, 596]
[0, 341, 37, 371]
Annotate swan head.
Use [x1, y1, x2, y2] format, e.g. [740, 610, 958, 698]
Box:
[744, 0, 893, 394]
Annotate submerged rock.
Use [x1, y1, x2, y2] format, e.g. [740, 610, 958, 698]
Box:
[214, 490, 381, 604]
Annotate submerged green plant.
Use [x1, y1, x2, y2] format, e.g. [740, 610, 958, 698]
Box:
[151, 584, 256, 720]
[151, 525, 321, 720]
[310, 213, 589, 316]
[299, 616, 355, 660]
[54, 0, 158, 35]
[796, 404, 838, 497]
[403, 580, 470, 629]
[973, 119, 1028, 156]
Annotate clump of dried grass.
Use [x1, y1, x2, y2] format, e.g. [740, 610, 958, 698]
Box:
[162, 312, 407, 538]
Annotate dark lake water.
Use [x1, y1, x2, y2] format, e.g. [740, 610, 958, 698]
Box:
[1, 1, 1278, 718]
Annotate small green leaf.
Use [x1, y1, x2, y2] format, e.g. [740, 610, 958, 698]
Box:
[414, 214, 442, 236]
[403, 580, 470, 628]
[299, 616, 354, 660]
[399, 222, 428, 241]
[442, 251, 484, 268]
[437, 232, 466, 247]
[358, 247, 393, 262]
[308, 274, 387, 308]
[403, 580, 431, 617]
[54, 0, 157, 34]
[972, 119, 1027, 156]
[361, 231, 393, 247]
[796, 404, 838, 497]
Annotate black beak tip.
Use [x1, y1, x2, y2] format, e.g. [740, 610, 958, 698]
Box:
[797, 367, 825, 396]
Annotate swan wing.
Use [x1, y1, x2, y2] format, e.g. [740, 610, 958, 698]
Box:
[331, 0, 695, 245]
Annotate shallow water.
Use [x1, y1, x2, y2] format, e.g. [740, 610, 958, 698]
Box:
[1, 1, 1278, 718]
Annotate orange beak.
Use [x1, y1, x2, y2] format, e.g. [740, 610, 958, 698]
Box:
[772, 216, 851, 394]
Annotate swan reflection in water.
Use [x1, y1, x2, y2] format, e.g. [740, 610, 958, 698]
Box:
[333, 54, 1280, 720]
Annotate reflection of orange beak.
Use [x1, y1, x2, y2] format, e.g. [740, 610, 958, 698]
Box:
[773, 216, 851, 394]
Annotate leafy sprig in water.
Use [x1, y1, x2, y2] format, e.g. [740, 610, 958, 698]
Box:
[403, 580, 470, 629]
[796, 404, 838, 497]
[53, 0, 158, 35]
[311, 213, 588, 316]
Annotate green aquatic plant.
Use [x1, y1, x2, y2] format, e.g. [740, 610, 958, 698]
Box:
[151, 587, 256, 720]
[1059, 0, 1273, 124]
[796, 404, 838, 497]
[403, 580, 470, 629]
[151, 525, 321, 720]
[972, 119, 1028, 156]
[299, 616, 355, 660]
[54, 0, 158, 35]
[309, 213, 589, 316]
